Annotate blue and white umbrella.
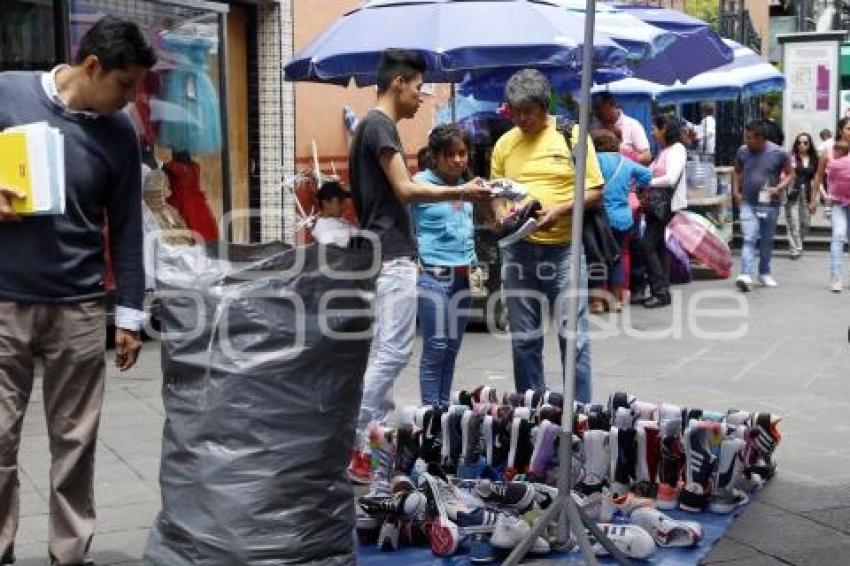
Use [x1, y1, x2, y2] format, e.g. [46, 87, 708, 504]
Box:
[615, 4, 734, 85]
[459, 1, 733, 100]
[284, 0, 629, 86]
[593, 39, 785, 105]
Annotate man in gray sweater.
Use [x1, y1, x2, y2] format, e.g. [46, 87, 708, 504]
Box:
[0, 16, 156, 565]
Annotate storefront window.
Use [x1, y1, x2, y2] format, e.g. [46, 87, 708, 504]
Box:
[0, 1, 57, 71]
[70, 0, 228, 241]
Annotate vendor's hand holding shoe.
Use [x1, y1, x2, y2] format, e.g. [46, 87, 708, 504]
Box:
[535, 206, 561, 231]
[0, 186, 24, 221]
[489, 200, 541, 239]
[460, 178, 492, 202]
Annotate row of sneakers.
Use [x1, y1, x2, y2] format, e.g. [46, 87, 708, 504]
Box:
[351, 387, 781, 516]
[349, 386, 568, 484]
[576, 391, 782, 515]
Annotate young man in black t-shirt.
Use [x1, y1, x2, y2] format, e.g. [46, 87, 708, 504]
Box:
[347, 49, 490, 483]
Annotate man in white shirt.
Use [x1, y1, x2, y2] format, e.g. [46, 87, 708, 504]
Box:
[311, 180, 354, 247]
[696, 103, 716, 157]
[592, 92, 652, 164]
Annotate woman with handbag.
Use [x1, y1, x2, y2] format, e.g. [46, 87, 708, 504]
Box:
[637, 116, 688, 308]
[786, 133, 818, 259]
[591, 129, 653, 313]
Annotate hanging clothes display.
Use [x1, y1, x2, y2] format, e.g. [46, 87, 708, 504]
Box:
[163, 156, 219, 243]
[157, 33, 222, 155]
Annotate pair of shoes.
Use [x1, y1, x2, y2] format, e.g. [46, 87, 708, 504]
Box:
[735, 274, 753, 292]
[589, 298, 607, 314]
[643, 294, 670, 308]
[758, 274, 779, 287]
[831, 275, 843, 293]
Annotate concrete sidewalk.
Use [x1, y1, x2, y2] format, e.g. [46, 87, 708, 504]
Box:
[10, 250, 850, 564]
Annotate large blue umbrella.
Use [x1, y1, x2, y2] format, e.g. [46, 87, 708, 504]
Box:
[593, 39, 785, 105]
[283, 0, 629, 86]
[459, 2, 733, 100]
[615, 4, 733, 84]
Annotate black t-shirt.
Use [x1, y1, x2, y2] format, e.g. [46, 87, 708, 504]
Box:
[762, 119, 785, 147]
[349, 110, 417, 260]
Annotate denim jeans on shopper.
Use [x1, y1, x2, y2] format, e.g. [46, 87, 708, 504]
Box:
[357, 257, 418, 433]
[417, 268, 471, 407]
[740, 203, 780, 276]
[500, 240, 591, 403]
[831, 204, 850, 277]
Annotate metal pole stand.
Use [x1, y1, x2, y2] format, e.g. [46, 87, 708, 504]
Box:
[503, 1, 630, 564]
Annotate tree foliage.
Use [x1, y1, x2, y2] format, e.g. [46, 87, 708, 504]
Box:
[683, 0, 720, 27]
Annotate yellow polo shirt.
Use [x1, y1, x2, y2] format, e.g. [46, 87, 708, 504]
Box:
[491, 119, 604, 245]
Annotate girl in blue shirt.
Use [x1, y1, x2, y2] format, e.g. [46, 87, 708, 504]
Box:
[592, 130, 652, 312]
[412, 124, 476, 407]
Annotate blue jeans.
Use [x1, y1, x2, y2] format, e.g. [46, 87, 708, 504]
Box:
[831, 204, 850, 277]
[417, 269, 471, 407]
[500, 240, 592, 403]
[740, 203, 780, 276]
[357, 258, 418, 433]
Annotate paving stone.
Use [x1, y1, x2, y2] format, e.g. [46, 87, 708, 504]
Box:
[801, 507, 850, 535]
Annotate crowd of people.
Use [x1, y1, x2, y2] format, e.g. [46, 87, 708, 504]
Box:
[332, 48, 850, 484]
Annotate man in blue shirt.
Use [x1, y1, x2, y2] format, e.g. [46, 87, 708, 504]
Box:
[733, 120, 794, 291]
[0, 16, 156, 564]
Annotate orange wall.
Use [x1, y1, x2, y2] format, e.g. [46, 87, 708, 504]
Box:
[292, 0, 450, 177]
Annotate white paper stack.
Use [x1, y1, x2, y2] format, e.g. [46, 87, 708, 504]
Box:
[0, 122, 65, 215]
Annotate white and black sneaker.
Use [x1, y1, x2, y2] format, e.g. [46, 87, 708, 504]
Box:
[735, 274, 753, 292]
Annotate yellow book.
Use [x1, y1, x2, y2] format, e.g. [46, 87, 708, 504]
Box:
[0, 131, 35, 214]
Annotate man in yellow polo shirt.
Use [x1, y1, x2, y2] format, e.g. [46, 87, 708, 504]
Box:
[491, 69, 604, 402]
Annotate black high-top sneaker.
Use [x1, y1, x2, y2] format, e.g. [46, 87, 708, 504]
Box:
[678, 424, 717, 513]
[461, 410, 484, 466]
[656, 419, 684, 511]
[709, 436, 749, 513]
[419, 405, 444, 464]
[609, 408, 638, 497]
[587, 403, 611, 431]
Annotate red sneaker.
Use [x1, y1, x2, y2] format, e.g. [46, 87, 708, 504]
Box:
[348, 451, 372, 484]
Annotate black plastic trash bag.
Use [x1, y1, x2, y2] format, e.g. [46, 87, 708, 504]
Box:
[143, 241, 377, 565]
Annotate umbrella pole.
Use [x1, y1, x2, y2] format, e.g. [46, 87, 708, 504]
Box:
[503, 0, 631, 563]
[451, 82, 457, 122]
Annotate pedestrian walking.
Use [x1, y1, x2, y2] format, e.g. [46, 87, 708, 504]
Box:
[413, 125, 476, 407]
[492, 69, 605, 402]
[591, 129, 652, 313]
[822, 140, 850, 292]
[785, 133, 818, 259]
[0, 17, 156, 564]
[734, 120, 794, 291]
[812, 118, 850, 292]
[346, 49, 489, 483]
[636, 115, 688, 308]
